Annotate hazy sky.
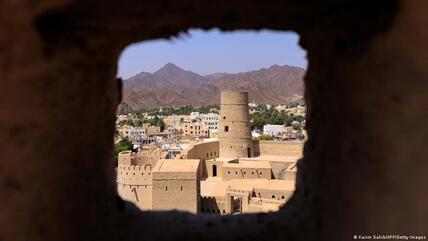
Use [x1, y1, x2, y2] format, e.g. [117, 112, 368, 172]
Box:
[117, 29, 307, 79]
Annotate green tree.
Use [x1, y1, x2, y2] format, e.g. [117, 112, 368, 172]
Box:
[144, 116, 166, 131]
[292, 123, 302, 131]
[118, 119, 135, 127]
[253, 135, 274, 141]
[114, 138, 136, 162]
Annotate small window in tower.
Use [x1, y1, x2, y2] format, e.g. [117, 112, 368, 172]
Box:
[224, 126, 229, 132]
[223, 116, 226, 119]
[181, 186, 183, 191]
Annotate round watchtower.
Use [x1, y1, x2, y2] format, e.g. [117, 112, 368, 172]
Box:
[219, 91, 254, 159]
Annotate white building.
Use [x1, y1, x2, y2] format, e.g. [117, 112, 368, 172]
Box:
[200, 113, 219, 131]
[190, 112, 219, 131]
[121, 127, 147, 140]
[263, 124, 286, 136]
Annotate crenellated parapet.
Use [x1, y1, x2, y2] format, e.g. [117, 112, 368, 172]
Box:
[116, 164, 153, 186]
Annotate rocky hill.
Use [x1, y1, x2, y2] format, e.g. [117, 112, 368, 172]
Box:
[121, 63, 304, 108]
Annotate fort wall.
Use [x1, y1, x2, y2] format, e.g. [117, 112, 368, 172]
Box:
[152, 178, 200, 213]
[184, 141, 219, 161]
[201, 196, 227, 214]
[117, 184, 152, 210]
[253, 188, 294, 201]
[222, 164, 272, 180]
[205, 159, 223, 177]
[116, 164, 153, 210]
[253, 141, 303, 157]
[152, 159, 201, 213]
[180, 141, 219, 177]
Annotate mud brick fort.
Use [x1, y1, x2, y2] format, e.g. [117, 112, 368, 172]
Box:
[117, 91, 302, 214]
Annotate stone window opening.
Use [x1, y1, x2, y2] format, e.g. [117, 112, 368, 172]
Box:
[15, 1, 420, 239]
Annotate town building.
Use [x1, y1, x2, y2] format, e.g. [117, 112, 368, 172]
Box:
[263, 124, 286, 136]
[117, 124, 161, 145]
[181, 120, 209, 137]
[191, 112, 219, 131]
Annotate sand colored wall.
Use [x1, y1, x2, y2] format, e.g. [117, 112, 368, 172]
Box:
[205, 160, 224, 177]
[152, 179, 200, 213]
[268, 162, 290, 179]
[181, 141, 219, 177]
[219, 91, 254, 159]
[118, 151, 132, 165]
[247, 198, 286, 213]
[152, 160, 201, 213]
[200, 196, 227, 214]
[222, 166, 271, 180]
[184, 141, 219, 161]
[253, 188, 294, 201]
[225, 188, 251, 213]
[117, 165, 152, 186]
[116, 164, 153, 210]
[117, 184, 152, 210]
[253, 141, 303, 157]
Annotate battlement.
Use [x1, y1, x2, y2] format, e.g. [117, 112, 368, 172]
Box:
[116, 164, 152, 186]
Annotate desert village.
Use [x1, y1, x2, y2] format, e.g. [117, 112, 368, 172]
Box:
[116, 91, 304, 214]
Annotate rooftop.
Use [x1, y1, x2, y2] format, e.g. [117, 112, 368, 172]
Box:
[240, 155, 301, 163]
[153, 159, 200, 172]
[201, 178, 295, 197]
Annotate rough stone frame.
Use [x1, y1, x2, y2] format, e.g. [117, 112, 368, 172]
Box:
[1, 0, 427, 241]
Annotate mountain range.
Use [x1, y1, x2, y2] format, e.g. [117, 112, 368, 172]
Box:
[121, 63, 305, 108]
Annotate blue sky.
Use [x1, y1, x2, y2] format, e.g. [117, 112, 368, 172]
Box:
[117, 28, 307, 79]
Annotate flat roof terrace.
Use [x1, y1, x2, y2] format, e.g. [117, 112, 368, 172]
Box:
[153, 159, 200, 172]
[240, 155, 301, 163]
[201, 178, 296, 197]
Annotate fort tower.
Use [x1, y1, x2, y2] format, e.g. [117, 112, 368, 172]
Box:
[219, 91, 254, 159]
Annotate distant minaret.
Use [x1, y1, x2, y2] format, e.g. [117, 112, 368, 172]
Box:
[218, 91, 254, 159]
